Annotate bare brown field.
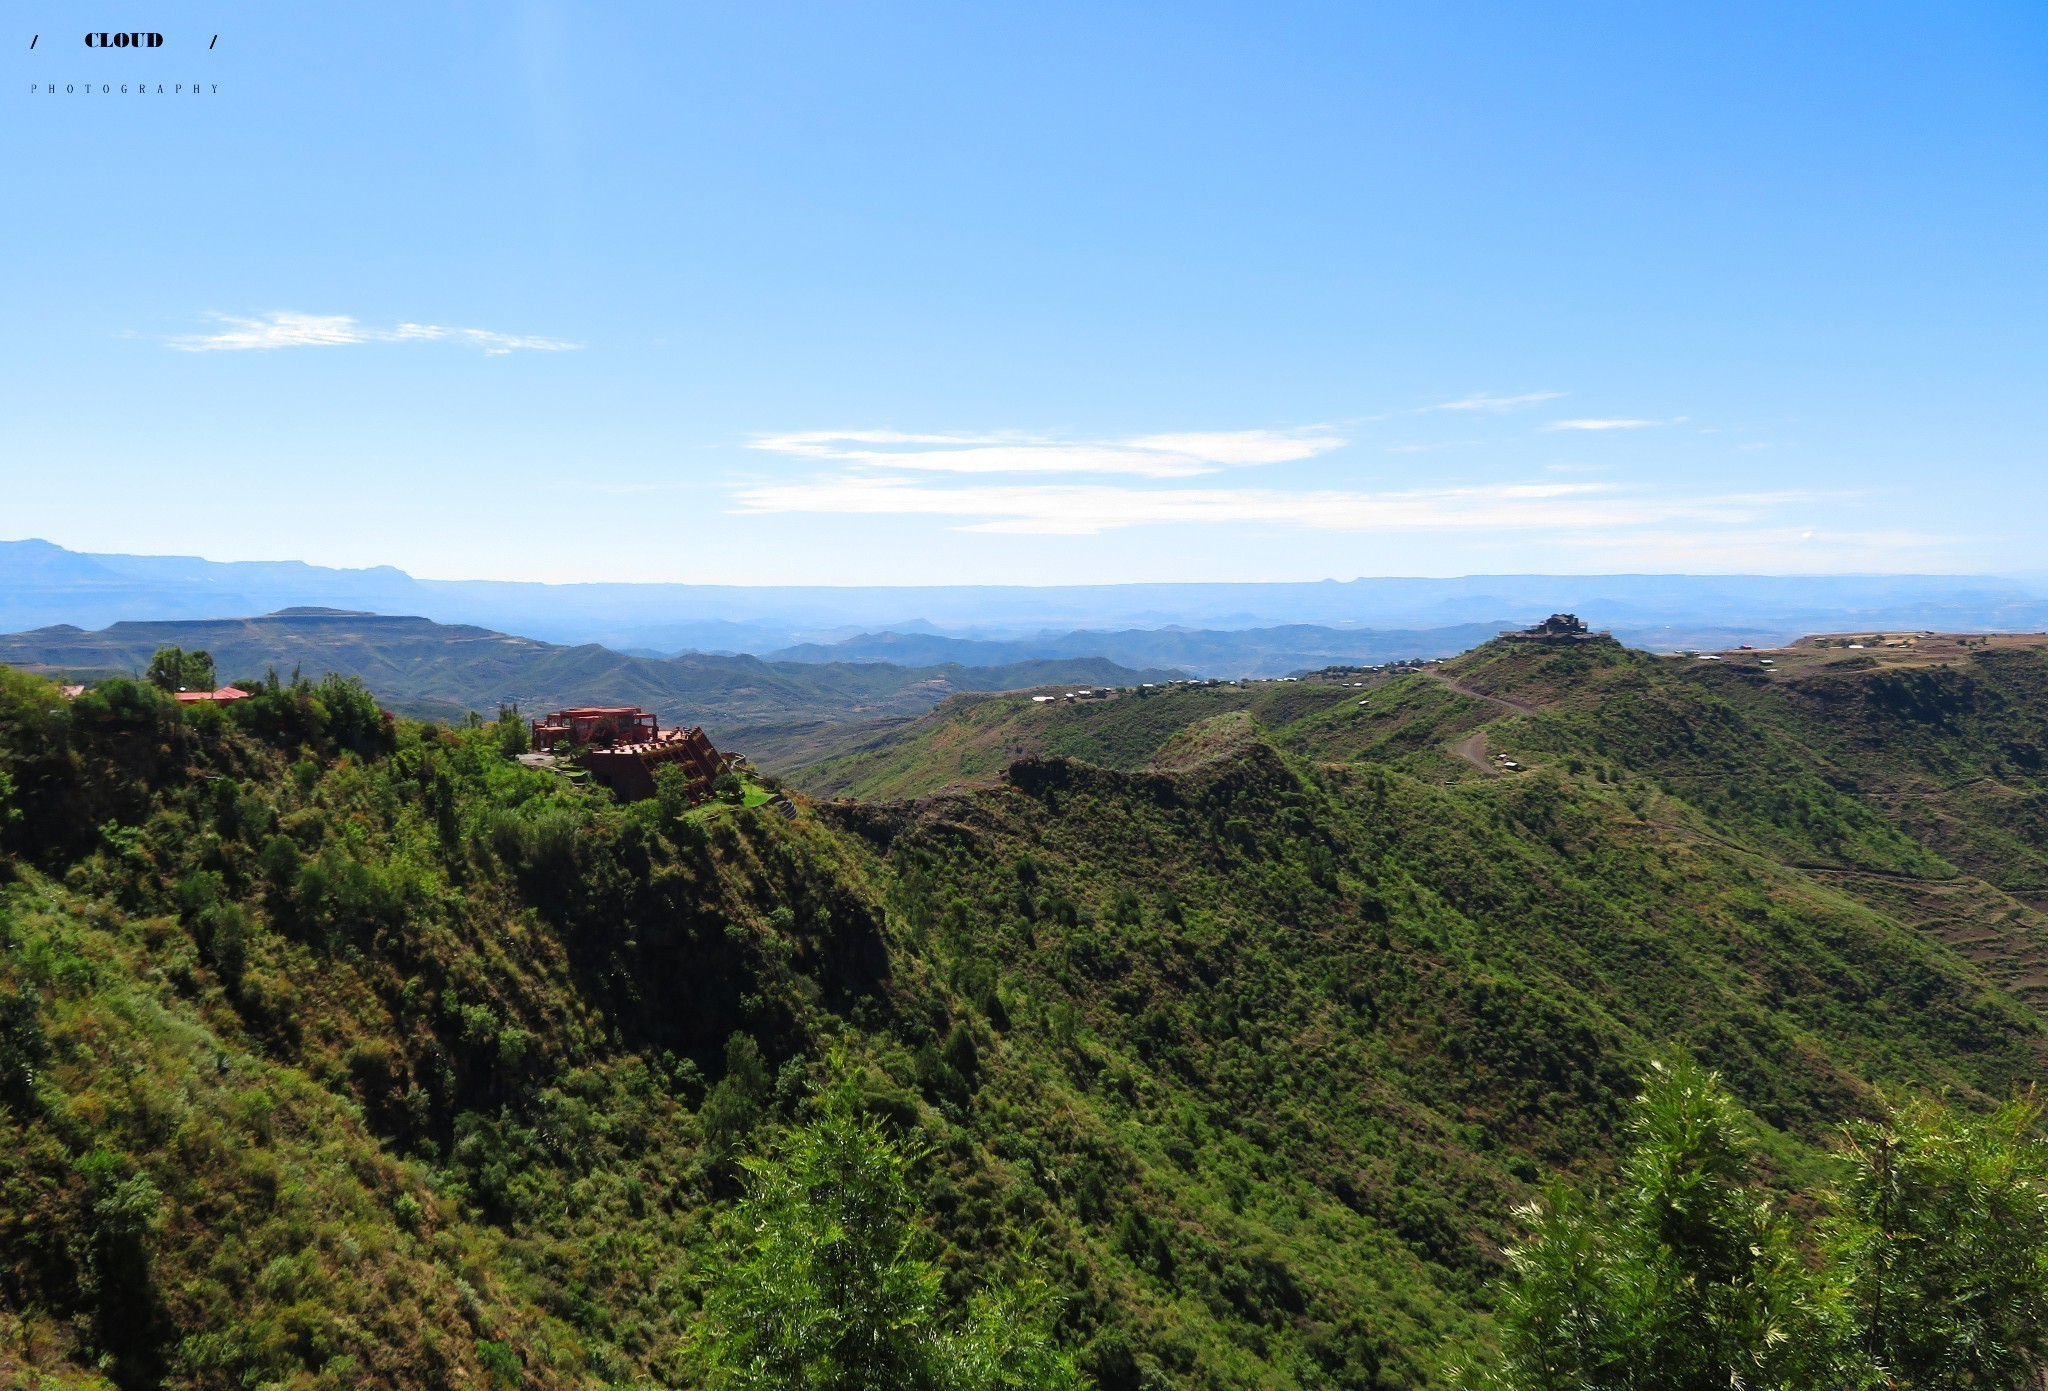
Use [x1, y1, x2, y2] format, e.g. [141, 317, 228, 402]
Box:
[1666, 630, 2048, 678]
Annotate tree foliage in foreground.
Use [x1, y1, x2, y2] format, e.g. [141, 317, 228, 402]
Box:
[1476, 1060, 2048, 1391]
[697, 1059, 1087, 1391]
[144, 645, 216, 693]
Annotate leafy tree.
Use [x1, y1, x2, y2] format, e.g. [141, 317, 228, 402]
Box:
[310, 672, 392, 755]
[1473, 1061, 2048, 1391]
[495, 702, 530, 756]
[702, 1030, 773, 1163]
[656, 762, 701, 819]
[224, 670, 392, 757]
[696, 1057, 1086, 1391]
[1831, 1094, 2048, 1388]
[947, 1278, 1091, 1391]
[0, 981, 48, 1112]
[144, 644, 215, 692]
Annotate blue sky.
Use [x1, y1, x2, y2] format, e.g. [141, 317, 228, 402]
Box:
[7, 2, 2045, 584]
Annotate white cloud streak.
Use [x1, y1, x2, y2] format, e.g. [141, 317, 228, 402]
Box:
[731, 475, 1819, 537]
[1555, 526, 1959, 569]
[748, 428, 1344, 478]
[168, 311, 581, 355]
[1544, 418, 1661, 431]
[1425, 391, 1566, 412]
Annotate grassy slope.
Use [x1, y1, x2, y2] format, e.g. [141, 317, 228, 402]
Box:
[1, 645, 2045, 1389]
[788, 681, 1374, 800]
[805, 637, 2045, 885]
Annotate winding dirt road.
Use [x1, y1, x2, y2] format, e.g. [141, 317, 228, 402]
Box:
[1423, 670, 1539, 715]
[1423, 670, 1533, 774]
[1451, 730, 1494, 773]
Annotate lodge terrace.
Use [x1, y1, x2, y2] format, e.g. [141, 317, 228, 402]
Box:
[528, 705, 732, 803]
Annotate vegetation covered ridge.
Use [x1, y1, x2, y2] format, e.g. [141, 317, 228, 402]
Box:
[0, 611, 1185, 735]
[788, 633, 2048, 1006]
[0, 640, 2043, 1389]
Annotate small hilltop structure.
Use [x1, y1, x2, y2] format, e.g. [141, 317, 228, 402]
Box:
[528, 705, 734, 803]
[1500, 613, 1608, 644]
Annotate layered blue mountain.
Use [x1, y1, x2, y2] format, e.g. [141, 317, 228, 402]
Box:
[8, 538, 2048, 660]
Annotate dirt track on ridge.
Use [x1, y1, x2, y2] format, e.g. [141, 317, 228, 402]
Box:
[1451, 731, 1494, 773]
[1423, 670, 1539, 715]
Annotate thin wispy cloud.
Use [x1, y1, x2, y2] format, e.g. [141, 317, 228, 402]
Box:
[1558, 526, 1959, 569]
[167, 311, 581, 355]
[1544, 417, 1660, 431]
[731, 475, 1819, 537]
[748, 428, 1344, 478]
[1425, 391, 1566, 412]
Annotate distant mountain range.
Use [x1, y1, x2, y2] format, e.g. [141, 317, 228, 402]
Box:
[764, 622, 1519, 678]
[0, 610, 1181, 739]
[9, 537, 2048, 657]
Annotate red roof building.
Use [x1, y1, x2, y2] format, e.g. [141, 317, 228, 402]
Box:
[530, 705, 733, 802]
[173, 686, 254, 704]
[530, 706, 659, 752]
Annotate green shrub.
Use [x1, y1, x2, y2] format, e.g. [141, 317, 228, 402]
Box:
[695, 1058, 1084, 1391]
[1473, 1062, 2048, 1390]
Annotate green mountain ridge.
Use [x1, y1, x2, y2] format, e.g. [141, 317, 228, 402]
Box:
[0, 611, 1183, 738]
[0, 631, 2044, 1388]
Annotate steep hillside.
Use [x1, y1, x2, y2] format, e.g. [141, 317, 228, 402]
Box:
[1435, 636, 2048, 1011]
[2, 655, 2043, 1390]
[0, 611, 1180, 739]
[802, 634, 2048, 1010]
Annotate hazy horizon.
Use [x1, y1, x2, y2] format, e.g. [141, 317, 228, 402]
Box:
[10, 538, 2048, 659]
[9, 535, 2046, 592]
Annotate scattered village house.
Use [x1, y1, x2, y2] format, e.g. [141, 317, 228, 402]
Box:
[55, 683, 250, 703]
[173, 686, 253, 704]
